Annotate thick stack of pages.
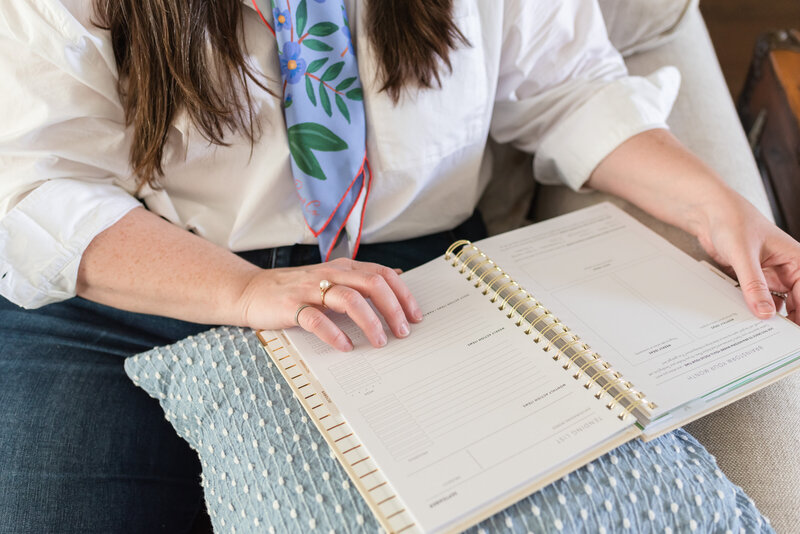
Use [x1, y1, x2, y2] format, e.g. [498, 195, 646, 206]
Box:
[259, 203, 800, 533]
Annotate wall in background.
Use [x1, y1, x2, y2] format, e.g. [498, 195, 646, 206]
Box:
[701, 0, 800, 98]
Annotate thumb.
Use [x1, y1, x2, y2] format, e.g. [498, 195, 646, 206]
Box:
[732, 255, 775, 319]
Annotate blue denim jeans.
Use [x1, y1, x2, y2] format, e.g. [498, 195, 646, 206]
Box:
[0, 214, 486, 533]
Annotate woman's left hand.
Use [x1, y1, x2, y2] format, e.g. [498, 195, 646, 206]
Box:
[588, 128, 800, 326]
[695, 193, 800, 325]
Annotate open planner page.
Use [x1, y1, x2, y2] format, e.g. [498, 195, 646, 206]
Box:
[477, 203, 800, 421]
[285, 255, 634, 533]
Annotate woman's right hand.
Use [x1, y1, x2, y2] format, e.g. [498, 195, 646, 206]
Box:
[236, 258, 423, 352]
[77, 208, 419, 351]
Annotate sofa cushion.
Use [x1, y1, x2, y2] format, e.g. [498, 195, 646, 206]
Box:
[600, 0, 699, 56]
[126, 326, 773, 534]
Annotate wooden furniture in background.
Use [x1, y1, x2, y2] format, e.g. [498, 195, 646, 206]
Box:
[701, 0, 800, 96]
[738, 30, 800, 239]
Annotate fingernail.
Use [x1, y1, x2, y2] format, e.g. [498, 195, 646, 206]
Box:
[413, 307, 423, 321]
[398, 322, 410, 337]
[341, 340, 353, 352]
[758, 301, 775, 316]
[378, 332, 388, 347]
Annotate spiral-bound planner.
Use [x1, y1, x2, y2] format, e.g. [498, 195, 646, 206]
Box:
[259, 203, 800, 533]
[257, 330, 422, 534]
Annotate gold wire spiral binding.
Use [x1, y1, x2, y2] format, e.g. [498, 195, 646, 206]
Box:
[484, 273, 510, 296]
[508, 295, 534, 319]
[538, 320, 566, 340]
[468, 258, 494, 280]
[558, 346, 592, 371]
[499, 287, 527, 311]
[562, 338, 586, 353]
[585, 366, 614, 389]
[445, 239, 655, 425]
[620, 398, 648, 420]
[565, 349, 594, 371]
[560, 340, 587, 369]
[482, 272, 508, 295]
[491, 280, 519, 303]
[459, 250, 484, 274]
[475, 266, 503, 289]
[536, 320, 565, 346]
[460, 250, 485, 275]
[525, 311, 554, 334]
[516, 302, 546, 326]
[574, 356, 601, 379]
[606, 389, 632, 409]
[453, 244, 479, 268]
[542, 330, 575, 361]
[544, 330, 577, 355]
[594, 374, 623, 399]
[517, 307, 545, 340]
[444, 240, 471, 260]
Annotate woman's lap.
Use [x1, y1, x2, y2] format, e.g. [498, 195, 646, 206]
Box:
[0, 296, 209, 533]
[0, 214, 488, 532]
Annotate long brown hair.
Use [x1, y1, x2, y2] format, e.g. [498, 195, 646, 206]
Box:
[93, 0, 467, 189]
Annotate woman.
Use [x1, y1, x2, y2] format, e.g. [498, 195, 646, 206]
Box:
[1, 0, 798, 531]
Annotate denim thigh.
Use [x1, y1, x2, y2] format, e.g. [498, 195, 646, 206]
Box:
[0, 296, 209, 534]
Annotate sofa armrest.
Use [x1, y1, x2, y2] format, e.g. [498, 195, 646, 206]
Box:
[600, 0, 700, 57]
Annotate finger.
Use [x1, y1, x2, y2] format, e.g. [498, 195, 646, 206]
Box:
[786, 289, 799, 325]
[731, 254, 775, 319]
[297, 306, 353, 352]
[354, 262, 423, 323]
[791, 284, 800, 326]
[324, 285, 389, 348]
[763, 268, 789, 294]
[337, 269, 413, 339]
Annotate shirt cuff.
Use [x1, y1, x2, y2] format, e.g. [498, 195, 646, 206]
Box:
[533, 66, 681, 191]
[0, 179, 141, 308]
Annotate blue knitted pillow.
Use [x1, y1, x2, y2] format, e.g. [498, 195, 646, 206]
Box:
[125, 326, 773, 533]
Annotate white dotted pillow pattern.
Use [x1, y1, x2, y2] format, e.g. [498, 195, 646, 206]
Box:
[125, 327, 773, 533]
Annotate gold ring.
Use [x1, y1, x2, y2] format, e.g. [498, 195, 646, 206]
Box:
[320, 279, 334, 308]
[294, 304, 313, 326]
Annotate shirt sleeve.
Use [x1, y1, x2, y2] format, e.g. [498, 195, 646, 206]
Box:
[490, 0, 681, 190]
[0, 2, 142, 308]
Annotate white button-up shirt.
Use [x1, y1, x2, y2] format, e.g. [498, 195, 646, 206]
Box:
[0, 0, 679, 308]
